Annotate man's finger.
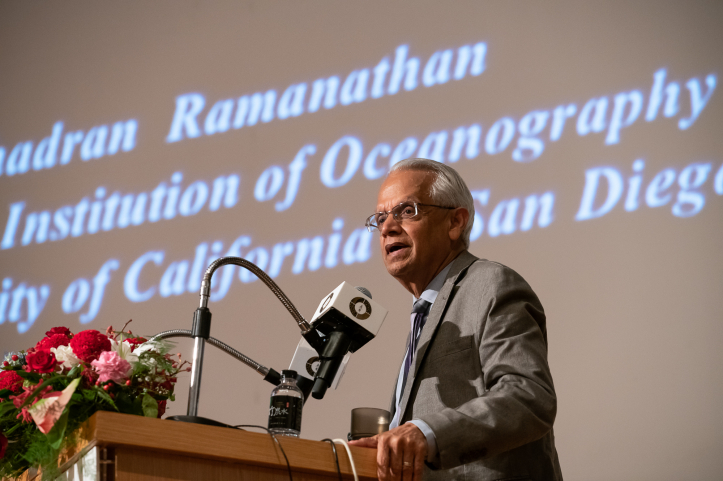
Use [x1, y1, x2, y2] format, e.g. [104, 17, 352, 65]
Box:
[401, 452, 415, 481]
[348, 436, 378, 448]
[413, 452, 425, 481]
[376, 434, 391, 481]
[388, 436, 404, 481]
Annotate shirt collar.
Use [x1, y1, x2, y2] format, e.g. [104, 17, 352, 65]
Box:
[413, 262, 453, 307]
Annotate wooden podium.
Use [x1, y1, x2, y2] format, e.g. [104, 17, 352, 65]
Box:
[17, 411, 377, 480]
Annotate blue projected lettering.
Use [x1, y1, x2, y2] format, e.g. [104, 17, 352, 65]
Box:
[624, 160, 646, 211]
[486, 193, 555, 237]
[0, 277, 50, 334]
[550, 104, 577, 142]
[305, 67, 718, 192]
[418, 131, 448, 163]
[276, 145, 314, 211]
[449, 125, 482, 163]
[124, 251, 164, 303]
[340, 69, 370, 106]
[576, 159, 719, 221]
[469, 190, 490, 242]
[2, 36, 722, 337]
[576, 167, 624, 220]
[164, 41, 488, 144]
[0, 172, 240, 250]
[673, 163, 713, 217]
[388, 45, 420, 94]
[278, 84, 308, 119]
[0, 120, 138, 178]
[606, 90, 644, 145]
[119, 217, 373, 305]
[320, 137, 363, 188]
[62, 279, 90, 314]
[254, 145, 314, 211]
[363, 144, 391, 180]
[514, 112, 550, 162]
[255, 167, 285, 201]
[485, 118, 515, 156]
[679, 74, 717, 130]
[714, 163, 723, 195]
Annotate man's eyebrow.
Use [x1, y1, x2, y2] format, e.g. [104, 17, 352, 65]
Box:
[375, 198, 420, 210]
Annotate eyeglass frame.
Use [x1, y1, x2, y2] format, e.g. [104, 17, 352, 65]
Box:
[365, 201, 456, 232]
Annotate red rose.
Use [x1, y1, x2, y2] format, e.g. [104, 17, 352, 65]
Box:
[25, 349, 57, 374]
[69, 330, 111, 363]
[0, 433, 8, 459]
[0, 370, 24, 393]
[125, 337, 147, 351]
[35, 333, 71, 351]
[45, 327, 72, 338]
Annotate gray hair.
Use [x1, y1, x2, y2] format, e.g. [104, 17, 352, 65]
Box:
[389, 158, 475, 248]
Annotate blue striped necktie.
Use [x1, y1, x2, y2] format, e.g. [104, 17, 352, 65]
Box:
[400, 298, 432, 398]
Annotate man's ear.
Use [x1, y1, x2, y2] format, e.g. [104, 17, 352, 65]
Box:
[448, 207, 469, 242]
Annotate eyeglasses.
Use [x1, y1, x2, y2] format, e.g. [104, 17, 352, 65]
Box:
[365, 202, 455, 232]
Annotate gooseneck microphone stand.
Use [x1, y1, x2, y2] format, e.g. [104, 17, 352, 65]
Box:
[150, 256, 313, 427]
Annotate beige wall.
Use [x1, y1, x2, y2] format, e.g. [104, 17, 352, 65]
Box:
[1, 2, 722, 479]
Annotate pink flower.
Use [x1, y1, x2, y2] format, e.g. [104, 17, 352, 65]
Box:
[28, 378, 79, 434]
[8, 385, 57, 423]
[91, 351, 132, 384]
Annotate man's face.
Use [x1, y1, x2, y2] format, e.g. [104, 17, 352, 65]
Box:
[376, 170, 455, 287]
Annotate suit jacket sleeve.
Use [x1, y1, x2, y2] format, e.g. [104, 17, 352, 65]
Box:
[417, 262, 557, 469]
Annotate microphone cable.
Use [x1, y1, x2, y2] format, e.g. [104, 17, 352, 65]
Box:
[234, 425, 293, 481]
[221, 425, 357, 481]
[332, 438, 359, 481]
[321, 438, 342, 481]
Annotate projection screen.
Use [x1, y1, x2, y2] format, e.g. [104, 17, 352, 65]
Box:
[1, 2, 722, 479]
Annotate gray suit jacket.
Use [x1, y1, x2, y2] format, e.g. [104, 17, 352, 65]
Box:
[390, 251, 562, 480]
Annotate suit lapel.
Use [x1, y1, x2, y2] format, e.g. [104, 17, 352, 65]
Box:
[388, 331, 410, 420]
[395, 251, 478, 422]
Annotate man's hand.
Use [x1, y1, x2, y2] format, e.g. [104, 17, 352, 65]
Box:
[348, 423, 427, 480]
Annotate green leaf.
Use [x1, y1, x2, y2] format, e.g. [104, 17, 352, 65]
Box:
[141, 394, 158, 418]
[15, 370, 41, 383]
[67, 365, 81, 378]
[94, 387, 118, 411]
[4, 420, 24, 435]
[0, 388, 11, 399]
[45, 408, 69, 450]
[0, 399, 17, 416]
[114, 391, 139, 415]
[82, 388, 96, 401]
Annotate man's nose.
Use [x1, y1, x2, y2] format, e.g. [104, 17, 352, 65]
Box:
[380, 216, 402, 236]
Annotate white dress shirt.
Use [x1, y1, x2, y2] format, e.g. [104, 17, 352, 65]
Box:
[389, 262, 452, 462]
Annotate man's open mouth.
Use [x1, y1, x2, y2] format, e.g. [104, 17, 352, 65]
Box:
[386, 243, 408, 255]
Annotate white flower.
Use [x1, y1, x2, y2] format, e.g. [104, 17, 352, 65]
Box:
[133, 341, 161, 356]
[51, 345, 81, 369]
[110, 339, 139, 365]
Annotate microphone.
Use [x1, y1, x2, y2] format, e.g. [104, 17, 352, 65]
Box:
[301, 283, 388, 399]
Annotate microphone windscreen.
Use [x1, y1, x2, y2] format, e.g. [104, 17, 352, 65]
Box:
[355, 286, 372, 299]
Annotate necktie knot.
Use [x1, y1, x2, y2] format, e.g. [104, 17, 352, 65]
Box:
[412, 298, 432, 315]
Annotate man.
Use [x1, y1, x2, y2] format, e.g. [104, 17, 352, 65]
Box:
[349, 158, 562, 480]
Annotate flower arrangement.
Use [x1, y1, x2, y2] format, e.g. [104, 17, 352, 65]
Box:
[0, 321, 188, 479]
